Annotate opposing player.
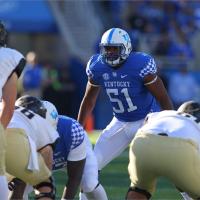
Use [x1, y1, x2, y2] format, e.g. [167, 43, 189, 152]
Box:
[126, 101, 200, 199]
[0, 21, 26, 199]
[78, 28, 173, 192]
[7, 96, 59, 199]
[11, 100, 108, 200]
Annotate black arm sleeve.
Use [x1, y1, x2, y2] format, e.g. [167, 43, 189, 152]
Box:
[14, 58, 26, 78]
[8, 58, 26, 79]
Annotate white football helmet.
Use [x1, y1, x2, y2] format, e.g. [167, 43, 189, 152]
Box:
[42, 101, 58, 129]
[99, 28, 132, 66]
[177, 100, 200, 121]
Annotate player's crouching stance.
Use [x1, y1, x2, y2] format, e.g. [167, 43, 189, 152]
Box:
[7, 95, 59, 199]
[126, 101, 200, 200]
[41, 101, 106, 200]
[10, 100, 107, 200]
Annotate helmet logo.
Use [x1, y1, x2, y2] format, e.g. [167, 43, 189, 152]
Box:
[122, 34, 129, 42]
[51, 110, 58, 120]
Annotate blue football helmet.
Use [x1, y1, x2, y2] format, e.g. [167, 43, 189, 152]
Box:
[99, 28, 132, 67]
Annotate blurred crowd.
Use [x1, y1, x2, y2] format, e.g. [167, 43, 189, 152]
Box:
[18, 51, 86, 119]
[102, 0, 200, 66]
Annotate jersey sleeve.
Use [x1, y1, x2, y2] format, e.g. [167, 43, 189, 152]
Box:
[86, 55, 101, 85]
[139, 55, 157, 79]
[67, 119, 86, 161]
[67, 137, 86, 161]
[70, 119, 85, 150]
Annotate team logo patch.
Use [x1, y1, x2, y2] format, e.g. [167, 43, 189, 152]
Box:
[103, 73, 110, 80]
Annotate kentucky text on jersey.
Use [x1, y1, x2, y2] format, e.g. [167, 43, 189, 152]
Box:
[104, 81, 130, 88]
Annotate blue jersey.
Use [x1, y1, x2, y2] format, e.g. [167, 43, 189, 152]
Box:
[86, 52, 160, 121]
[53, 115, 85, 170]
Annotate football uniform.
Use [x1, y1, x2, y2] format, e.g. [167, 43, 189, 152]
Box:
[53, 115, 101, 195]
[86, 52, 160, 169]
[0, 47, 25, 176]
[53, 115, 86, 170]
[5, 106, 59, 185]
[129, 110, 200, 198]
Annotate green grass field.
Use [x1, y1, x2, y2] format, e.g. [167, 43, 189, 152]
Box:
[31, 131, 182, 199]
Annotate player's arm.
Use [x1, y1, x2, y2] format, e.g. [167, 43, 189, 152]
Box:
[38, 145, 54, 170]
[77, 79, 101, 127]
[62, 158, 86, 199]
[62, 126, 86, 199]
[0, 58, 26, 128]
[144, 73, 173, 110]
[0, 73, 18, 128]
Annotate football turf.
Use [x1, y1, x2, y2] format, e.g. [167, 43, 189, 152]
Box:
[31, 131, 182, 199]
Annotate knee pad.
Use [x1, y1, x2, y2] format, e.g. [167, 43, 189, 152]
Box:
[34, 177, 56, 200]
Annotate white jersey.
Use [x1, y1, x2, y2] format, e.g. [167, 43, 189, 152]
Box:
[140, 110, 200, 148]
[8, 106, 59, 150]
[0, 47, 24, 98]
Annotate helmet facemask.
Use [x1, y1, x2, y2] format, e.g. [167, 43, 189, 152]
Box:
[100, 44, 126, 66]
[177, 101, 200, 122]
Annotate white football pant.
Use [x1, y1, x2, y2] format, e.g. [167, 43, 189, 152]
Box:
[94, 117, 144, 170]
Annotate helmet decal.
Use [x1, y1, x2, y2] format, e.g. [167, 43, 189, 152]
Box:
[42, 101, 58, 129]
[107, 28, 115, 43]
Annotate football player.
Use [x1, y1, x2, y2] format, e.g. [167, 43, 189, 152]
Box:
[77, 28, 173, 197]
[0, 21, 26, 199]
[126, 101, 200, 199]
[11, 100, 108, 200]
[7, 96, 59, 200]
